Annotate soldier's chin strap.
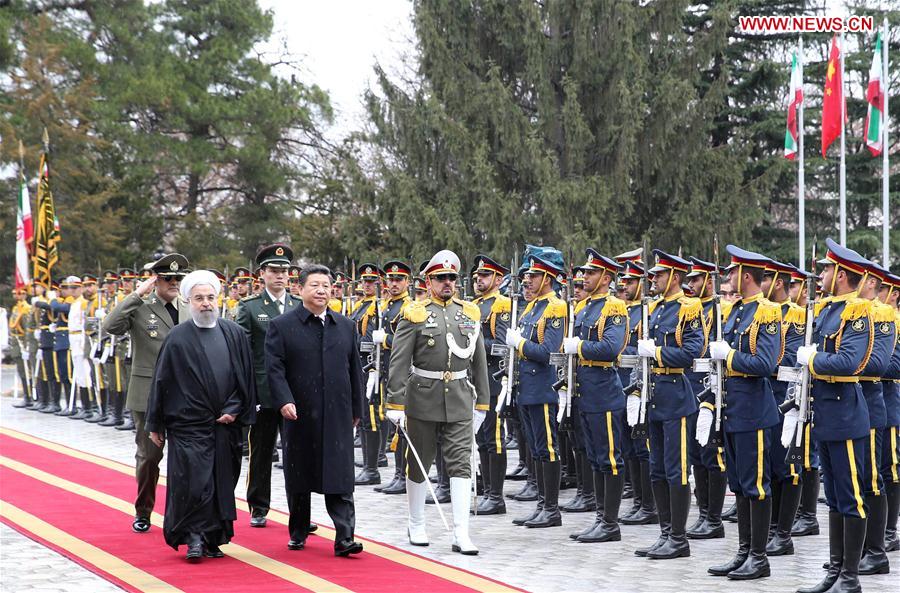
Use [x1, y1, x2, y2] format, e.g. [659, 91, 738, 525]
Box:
[827, 263, 838, 296]
[663, 267, 675, 297]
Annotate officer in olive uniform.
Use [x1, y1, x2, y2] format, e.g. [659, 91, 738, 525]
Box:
[351, 263, 385, 485]
[103, 254, 189, 533]
[506, 249, 567, 529]
[9, 288, 34, 408]
[632, 250, 704, 560]
[794, 239, 874, 593]
[385, 249, 491, 555]
[237, 244, 299, 528]
[702, 246, 782, 580]
[373, 260, 413, 495]
[471, 255, 512, 514]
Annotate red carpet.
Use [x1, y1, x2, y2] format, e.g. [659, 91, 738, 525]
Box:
[0, 428, 525, 593]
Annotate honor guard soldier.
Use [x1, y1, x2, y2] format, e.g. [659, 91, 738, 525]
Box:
[471, 255, 512, 514]
[32, 280, 55, 412]
[237, 244, 299, 528]
[563, 249, 629, 543]
[287, 265, 301, 298]
[328, 271, 345, 314]
[701, 247, 782, 580]
[615, 252, 658, 525]
[35, 276, 79, 415]
[793, 239, 874, 593]
[505, 248, 567, 529]
[385, 249, 491, 555]
[103, 254, 190, 532]
[373, 260, 414, 495]
[352, 263, 386, 485]
[853, 260, 896, 575]
[9, 287, 34, 408]
[632, 250, 703, 560]
[95, 271, 124, 426]
[71, 274, 101, 420]
[232, 267, 252, 299]
[876, 271, 900, 553]
[684, 257, 729, 541]
[413, 274, 428, 301]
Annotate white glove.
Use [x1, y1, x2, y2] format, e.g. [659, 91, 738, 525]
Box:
[22, 350, 30, 362]
[371, 328, 387, 345]
[563, 337, 581, 355]
[709, 340, 733, 361]
[495, 376, 509, 413]
[386, 409, 405, 425]
[637, 339, 657, 358]
[34, 329, 41, 341]
[474, 409, 486, 432]
[96, 308, 106, 320]
[48, 323, 57, 333]
[796, 345, 817, 367]
[47, 291, 57, 300]
[365, 370, 377, 401]
[695, 406, 713, 446]
[556, 389, 570, 423]
[781, 408, 799, 448]
[626, 395, 641, 426]
[505, 327, 523, 348]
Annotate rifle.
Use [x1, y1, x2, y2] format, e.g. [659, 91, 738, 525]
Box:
[631, 239, 652, 441]
[551, 253, 575, 420]
[492, 247, 518, 414]
[692, 235, 725, 448]
[779, 242, 817, 457]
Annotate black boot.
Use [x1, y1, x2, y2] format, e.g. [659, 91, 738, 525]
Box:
[511, 455, 539, 501]
[70, 388, 91, 420]
[636, 480, 671, 557]
[87, 388, 107, 422]
[687, 465, 709, 534]
[526, 460, 562, 528]
[858, 493, 889, 575]
[826, 516, 865, 593]
[99, 390, 122, 426]
[477, 452, 507, 515]
[571, 472, 603, 540]
[84, 389, 104, 422]
[767, 479, 800, 556]
[513, 460, 543, 525]
[623, 459, 658, 525]
[474, 449, 491, 504]
[648, 482, 690, 559]
[116, 408, 135, 430]
[709, 495, 750, 576]
[797, 511, 843, 593]
[354, 429, 381, 485]
[620, 457, 642, 521]
[578, 472, 622, 543]
[427, 454, 450, 503]
[792, 468, 821, 536]
[692, 469, 726, 538]
[381, 437, 407, 494]
[722, 500, 738, 523]
[728, 497, 771, 579]
[27, 382, 44, 410]
[54, 384, 73, 415]
[560, 450, 584, 512]
[885, 481, 900, 552]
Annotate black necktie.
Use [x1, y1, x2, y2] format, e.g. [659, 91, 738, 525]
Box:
[165, 302, 179, 326]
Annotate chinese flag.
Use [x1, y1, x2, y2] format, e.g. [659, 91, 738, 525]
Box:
[821, 36, 844, 157]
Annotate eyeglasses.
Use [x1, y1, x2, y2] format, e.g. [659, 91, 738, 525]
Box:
[433, 274, 458, 283]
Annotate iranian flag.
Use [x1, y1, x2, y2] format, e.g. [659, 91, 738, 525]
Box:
[864, 33, 885, 156]
[15, 171, 32, 288]
[784, 51, 803, 160]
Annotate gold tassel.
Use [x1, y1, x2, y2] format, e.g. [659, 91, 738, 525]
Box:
[601, 296, 628, 318]
[544, 298, 568, 318]
[491, 296, 512, 314]
[753, 299, 782, 324]
[840, 298, 872, 322]
[403, 301, 429, 323]
[872, 302, 896, 323]
[783, 304, 806, 326]
[677, 297, 703, 322]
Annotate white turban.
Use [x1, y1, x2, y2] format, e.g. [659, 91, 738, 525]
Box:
[180, 270, 221, 300]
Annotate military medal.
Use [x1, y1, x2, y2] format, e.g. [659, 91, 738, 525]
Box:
[427, 337, 435, 347]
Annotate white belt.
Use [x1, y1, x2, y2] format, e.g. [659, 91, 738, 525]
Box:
[411, 366, 467, 382]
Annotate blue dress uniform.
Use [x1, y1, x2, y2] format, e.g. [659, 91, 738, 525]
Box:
[638, 250, 703, 560]
[471, 255, 512, 515]
[376, 260, 414, 495]
[351, 264, 385, 486]
[855, 261, 897, 574]
[569, 249, 629, 543]
[796, 238, 874, 593]
[38, 278, 78, 413]
[703, 246, 782, 581]
[684, 257, 729, 541]
[879, 273, 900, 554]
[510, 250, 566, 528]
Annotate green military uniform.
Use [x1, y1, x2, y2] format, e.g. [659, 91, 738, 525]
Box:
[385, 249, 490, 555]
[101, 254, 189, 528]
[9, 292, 34, 407]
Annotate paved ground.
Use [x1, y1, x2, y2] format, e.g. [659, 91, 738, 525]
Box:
[0, 364, 896, 593]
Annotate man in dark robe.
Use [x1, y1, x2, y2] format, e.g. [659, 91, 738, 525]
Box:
[266, 264, 364, 556]
[146, 270, 257, 562]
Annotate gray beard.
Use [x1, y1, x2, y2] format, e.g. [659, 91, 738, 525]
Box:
[190, 309, 218, 328]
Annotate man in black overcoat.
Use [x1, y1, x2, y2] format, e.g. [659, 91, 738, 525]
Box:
[266, 264, 365, 556]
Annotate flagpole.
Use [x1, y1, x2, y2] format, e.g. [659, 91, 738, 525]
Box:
[839, 32, 847, 246]
[883, 18, 890, 265]
[798, 36, 806, 269]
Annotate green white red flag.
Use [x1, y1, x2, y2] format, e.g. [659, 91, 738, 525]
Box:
[784, 51, 803, 160]
[864, 33, 885, 156]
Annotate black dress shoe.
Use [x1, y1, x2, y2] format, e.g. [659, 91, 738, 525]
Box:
[354, 469, 381, 485]
[132, 516, 150, 533]
[309, 523, 318, 533]
[250, 515, 267, 528]
[334, 539, 363, 557]
[288, 539, 305, 550]
[186, 543, 203, 562]
[204, 543, 224, 558]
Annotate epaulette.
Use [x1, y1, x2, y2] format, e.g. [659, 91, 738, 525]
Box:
[601, 296, 628, 318]
[720, 300, 734, 321]
[490, 295, 512, 314]
[871, 301, 895, 323]
[648, 297, 660, 315]
[327, 299, 342, 312]
[241, 294, 260, 303]
[814, 297, 831, 317]
[455, 297, 482, 321]
[752, 298, 782, 324]
[574, 299, 588, 315]
[676, 296, 702, 322]
[782, 303, 806, 325]
[403, 300, 430, 323]
[840, 298, 872, 322]
[543, 296, 567, 318]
